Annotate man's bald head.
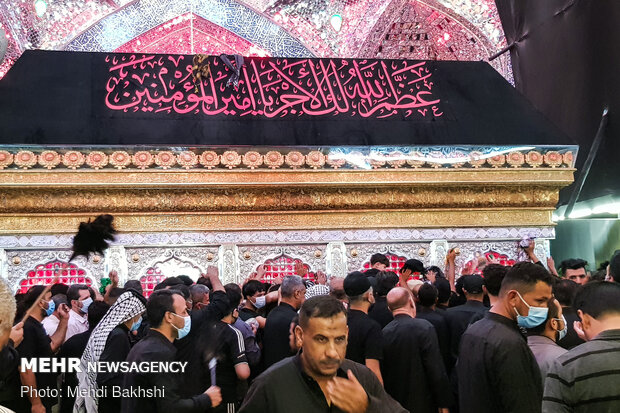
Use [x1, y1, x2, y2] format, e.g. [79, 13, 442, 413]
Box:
[387, 287, 411, 312]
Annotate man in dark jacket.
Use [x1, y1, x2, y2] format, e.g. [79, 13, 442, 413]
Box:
[382, 287, 452, 413]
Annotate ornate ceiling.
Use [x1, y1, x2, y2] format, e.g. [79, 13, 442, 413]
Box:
[0, 0, 510, 81]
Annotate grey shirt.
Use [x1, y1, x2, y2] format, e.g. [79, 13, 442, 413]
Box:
[543, 329, 620, 413]
[527, 335, 567, 385]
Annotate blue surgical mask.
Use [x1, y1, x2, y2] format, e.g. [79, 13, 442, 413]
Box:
[514, 292, 548, 329]
[45, 300, 55, 317]
[171, 312, 191, 340]
[555, 315, 568, 341]
[81, 297, 93, 314]
[253, 295, 266, 309]
[130, 316, 142, 332]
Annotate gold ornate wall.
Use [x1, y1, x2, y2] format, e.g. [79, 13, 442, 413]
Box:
[0, 146, 576, 234]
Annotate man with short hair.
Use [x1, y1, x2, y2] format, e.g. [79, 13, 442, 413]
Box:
[382, 287, 452, 413]
[482, 263, 508, 307]
[343, 271, 383, 383]
[65, 284, 94, 342]
[121, 289, 222, 412]
[445, 274, 488, 361]
[18, 285, 70, 413]
[41, 293, 68, 336]
[190, 283, 210, 311]
[543, 281, 620, 412]
[553, 279, 584, 349]
[239, 280, 266, 325]
[197, 284, 250, 412]
[560, 258, 589, 285]
[239, 296, 407, 413]
[457, 262, 554, 413]
[368, 271, 398, 328]
[527, 298, 568, 384]
[369, 253, 390, 271]
[416, 283, 451, 373]
[263, 275, 306, 367]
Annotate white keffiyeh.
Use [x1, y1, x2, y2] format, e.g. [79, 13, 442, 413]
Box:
[73, 290, 146, 413]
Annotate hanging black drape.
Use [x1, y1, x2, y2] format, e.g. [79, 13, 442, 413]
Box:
[496, 0, 620, 203]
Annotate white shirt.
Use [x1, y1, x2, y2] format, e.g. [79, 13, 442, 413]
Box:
[41, 314, 60, 336]
[65, 309, 88, 342]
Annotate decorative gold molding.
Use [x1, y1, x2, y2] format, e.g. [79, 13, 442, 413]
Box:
[0, 168, 576, 187]
[0, 161, 575, 234]
[0, 209, 554, 234]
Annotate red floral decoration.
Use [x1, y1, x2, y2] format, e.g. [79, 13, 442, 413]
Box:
[265, 151, 284, 169]
[86, 151, 109, 170]
[306, 151, 326, 169]
[326, 153, 346, 169]
[506, 151, 525, 168]
[467, 151, 485, 168]
[62, 151, 86, 170]
[132, 151, 154, 169]
[200, 151, 220, 169]
[525, 151, 543, 168]
[242, 151, 263, 169]
[14, 151, 37, 169]
[38, 150, 61, 169]
[487, 154, 506, 168]
[155, 151, 177, 169]
[562, 151, 574, 167]
[109, 151, 131, 169]
[221, 150, 242, 169]
[406, 151, 425, 168]
[543, 151, 562, 168]
[386, 151, 406, 169]
[285, 151, 305, 169]
[0, 151, 13, 169]
[140, 267, 167, 298]
[177, 151, 198, 169]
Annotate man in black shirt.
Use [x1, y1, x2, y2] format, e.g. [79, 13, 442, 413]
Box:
[457, 262, 553, 413]
[343, 271, 383, 383]
[416, 283, 452, 373]
[198, 284, 250, 412]
[18, 285, 70, 413]
[263, 275, 306, 368]
[175, 267, 230, 396]
[553, 279, 585, 349]
[368, 271, 398, 328]
[121, 289, 221, 412]
[382, 287, 452, 413]
[445, 274, 488, 361]
[239, 296, 407, 413]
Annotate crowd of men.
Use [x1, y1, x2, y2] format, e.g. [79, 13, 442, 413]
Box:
[1, 243, 619, 413]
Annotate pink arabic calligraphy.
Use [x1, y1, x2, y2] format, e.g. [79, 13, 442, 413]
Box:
[104, 54, 443, 119]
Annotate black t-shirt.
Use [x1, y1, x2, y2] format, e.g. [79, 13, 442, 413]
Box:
[368, 296, 394, 329]
[58, 330, 92, 413]
[199, 321, 248, 404]
[263, 303, 298, 368]
[18, 317, 57, 408]
[345, 309, 383, 364]
[98, 324, 132, 413]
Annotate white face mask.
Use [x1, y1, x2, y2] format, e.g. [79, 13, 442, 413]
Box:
[253, 295, 266, 309]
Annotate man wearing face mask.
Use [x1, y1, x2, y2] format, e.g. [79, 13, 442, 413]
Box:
[121, 289, 222, 413]
[343, 271, 383, 384]
[526, 298, 568, 385]
[457, 262, 554, 413]
[543, 281, 620, 412]
[18, 285, 70, 413]
[65, 284, 94, 342]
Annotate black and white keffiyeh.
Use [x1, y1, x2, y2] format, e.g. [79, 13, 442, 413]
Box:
[74, 290, 146, 413]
